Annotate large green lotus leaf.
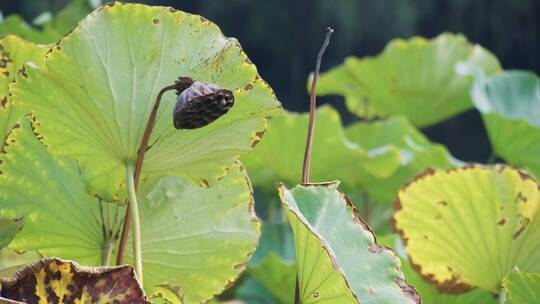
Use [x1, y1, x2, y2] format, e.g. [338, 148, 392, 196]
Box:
[125, 162, 259, 303]
[502, 271, 540, 304]
[470, 71, 540, 178]
[241, 106, 399, 192]
[346, 116, 459, 203]
[278, 182, 419, 303]
[0, 120, 259, 303]
[316, 33, 501, 127]
[0, 119, 124, 265]
[0, 258, 149, 303]
[0, 216, 23, 249]
[249, 253, 296, 304]
[394, 165, 540, 293]
[0, 35, 47, 148]
[12, 3, 281, 200]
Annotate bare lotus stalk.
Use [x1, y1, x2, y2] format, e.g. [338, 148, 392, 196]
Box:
[301, 27, 334, 185]
[297, 27, 333, 304]
[116, 77, 235, 280]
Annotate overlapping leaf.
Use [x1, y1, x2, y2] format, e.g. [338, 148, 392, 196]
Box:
[0, 258, 148, 303]
[316, 33, 501, 127]
[470, 70, 540, 178]
[377, 234, 496, 304]
[0, 217, 23, 249]
[0, 35, 47, 147]
[11, 3, 281, 200]
[345, 116, 459, 202]
[125, 162, 259, 303]
[502, 271, 540, 304]
[248, 254, 296, 303]
[278, 182, 419, 303]
[241, 106, 399, 192]
[0, 120, 260, 303]
[0, 0, 96, 44]
[394, 165, 540, 293]
[0, 119, 123, 266]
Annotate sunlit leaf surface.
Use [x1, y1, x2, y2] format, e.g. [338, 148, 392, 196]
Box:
[278, 182, 419, 303]
[377, 234, 497, 304]
[471, 70, 540, 177]
[126, 162, 259, 303]
[12, 3, 281, 200]
[394, 165, 540, 293]
[0, 258, 148, 303]
[0, 119, 259, 303]
[317, 33, 501, 127]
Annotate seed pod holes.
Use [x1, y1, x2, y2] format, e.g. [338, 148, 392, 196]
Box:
[173, 79, 234, 130]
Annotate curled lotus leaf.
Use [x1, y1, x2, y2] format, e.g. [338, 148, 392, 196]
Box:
[278, 182, 419, 303]
[0, 258, 148, 304]
[470, 70, 540, 178]
[316, 33, 501, 127]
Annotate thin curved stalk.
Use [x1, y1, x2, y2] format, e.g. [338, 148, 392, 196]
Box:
[126, 163, 143, 284]
[301, 27, 334, 184]
[116, 85, 177, 265]
[297, 27, 333, 304]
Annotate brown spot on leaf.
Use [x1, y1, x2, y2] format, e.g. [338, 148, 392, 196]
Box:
[152, 18, 160, 24]
[19, 66, 28, 79]
[251, 129, 266, 148]
[498, 218, 506, 226]
[199, 178, 209, 188]
[243, 83, 253, 91]
[515, 192, 527, 203]
[513, 215, 530, 240]
[438, 200, 448, 206]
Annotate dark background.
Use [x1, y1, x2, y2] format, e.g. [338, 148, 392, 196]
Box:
[1, 0, 539, 162]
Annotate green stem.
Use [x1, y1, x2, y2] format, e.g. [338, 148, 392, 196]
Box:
[499, 289, 506, 304]
[126, 164, 143, 284]
[297, 27, 333, 304]
[100, 239, 113, 266]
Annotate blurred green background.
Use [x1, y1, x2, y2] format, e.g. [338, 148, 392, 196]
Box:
[1, 0, 539, 162]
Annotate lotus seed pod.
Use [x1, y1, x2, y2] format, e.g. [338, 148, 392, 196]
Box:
[173, 80, 234, 130]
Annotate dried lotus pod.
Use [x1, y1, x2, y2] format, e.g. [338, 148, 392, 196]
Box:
[173, 79, 234, 130]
